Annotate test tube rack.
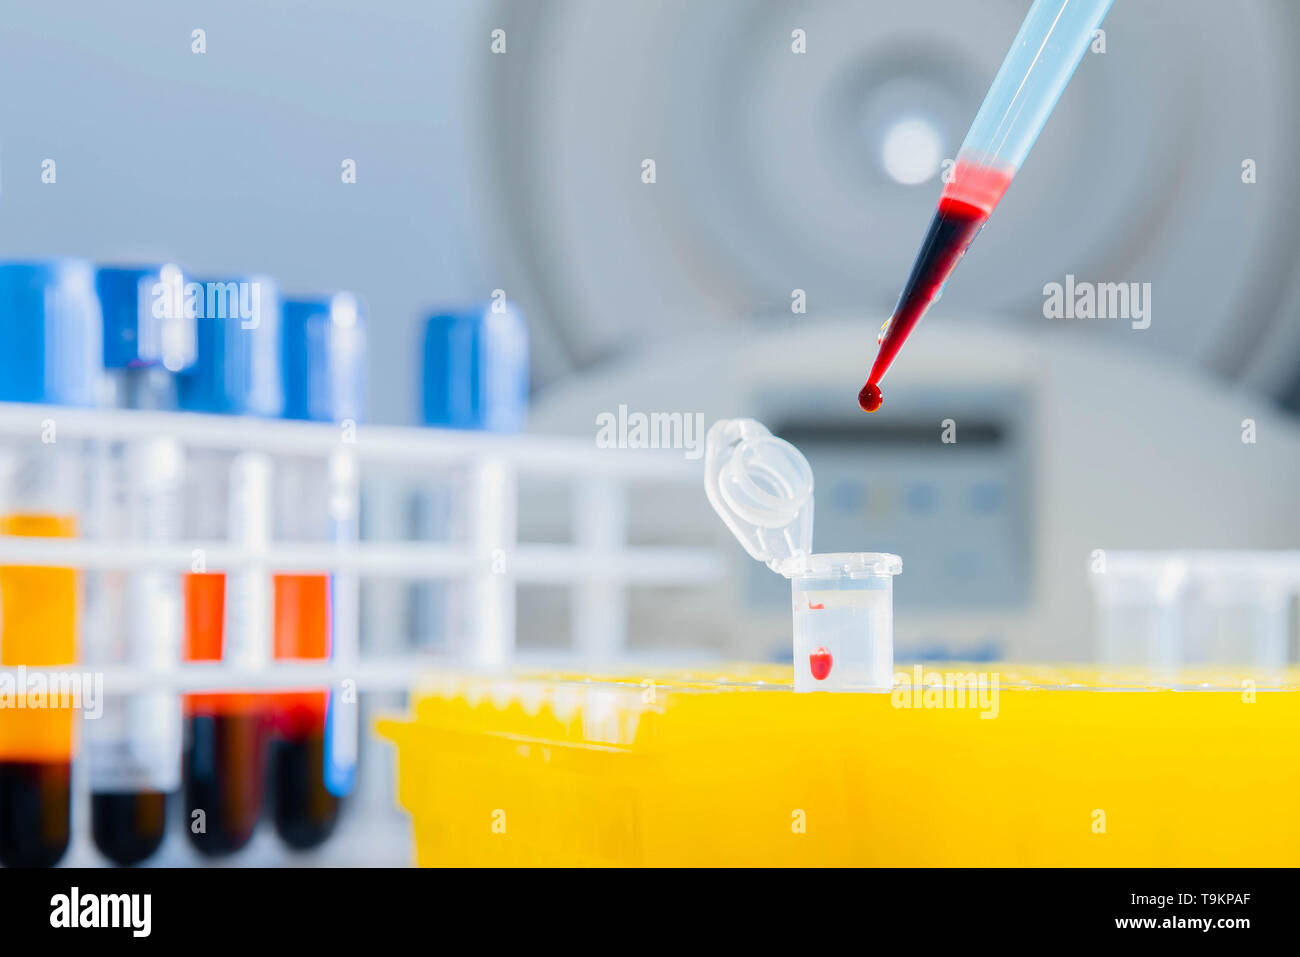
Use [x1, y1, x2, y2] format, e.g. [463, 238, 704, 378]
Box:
[0, 401, 721, 865]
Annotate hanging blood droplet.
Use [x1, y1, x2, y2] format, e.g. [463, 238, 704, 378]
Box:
[809, 647, 833, 680]
[858, 382, 882, 414]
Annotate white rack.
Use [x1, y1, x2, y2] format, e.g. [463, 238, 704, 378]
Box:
[0, 400, 724, 685]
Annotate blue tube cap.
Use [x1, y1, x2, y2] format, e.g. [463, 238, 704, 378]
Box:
[421, 302, 528, 431]
[175, 275, 284, 417]
[0, 259, 104, 406]
[96, 263, 197, 371]
[282, 294, 368, 423]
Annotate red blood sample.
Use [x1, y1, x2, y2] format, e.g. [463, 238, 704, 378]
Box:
[0, 762, 70, 867]
[182, 572, 268, 856]
[270, 573, 339, 850]
[92, 791, 168, 867]
[860, 160, 1014, 412]
[809, 647, 833, 681]
[858, 382, 882, 414]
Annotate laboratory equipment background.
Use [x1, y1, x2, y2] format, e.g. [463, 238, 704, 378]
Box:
[4, 0, 1297, 665]
[1, 0, 1300, 867]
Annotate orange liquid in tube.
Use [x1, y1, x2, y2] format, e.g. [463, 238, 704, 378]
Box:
[0, 514, 78, 868]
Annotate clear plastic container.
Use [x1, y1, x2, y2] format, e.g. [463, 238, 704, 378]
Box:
[704, 418, 902, 692]
[1182, 554, 1297, 669]
[791, 553, 901, 693]
[1090, 551, 1300, 672]
[1090, 555, 1188, 670]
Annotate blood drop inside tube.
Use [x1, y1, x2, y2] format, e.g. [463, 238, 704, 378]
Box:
[809, 647, 834, 681]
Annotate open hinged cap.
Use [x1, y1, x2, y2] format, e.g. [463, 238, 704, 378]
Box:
[705, 418, 814, 578]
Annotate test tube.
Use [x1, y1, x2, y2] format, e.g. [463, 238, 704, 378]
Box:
[415, 303, 528, 657]
[0, 259, 103, 867]
[175, 275, 283, 855]
[270, 294, 366, 849]
[84, 264, 195, 865]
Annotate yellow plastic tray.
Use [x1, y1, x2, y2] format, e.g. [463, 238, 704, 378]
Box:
[376, 664, 1300, 866]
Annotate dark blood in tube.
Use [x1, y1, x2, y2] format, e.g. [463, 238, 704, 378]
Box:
[270, 574, 340, 850]
[182, 572, 268, 856]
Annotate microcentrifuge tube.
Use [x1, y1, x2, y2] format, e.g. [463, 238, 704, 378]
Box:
[704, 418, 902, 693]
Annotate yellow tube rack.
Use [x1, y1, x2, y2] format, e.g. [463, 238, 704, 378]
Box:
[377, 665, 1300, 866]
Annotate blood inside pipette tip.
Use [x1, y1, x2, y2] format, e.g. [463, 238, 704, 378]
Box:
[857, 158, 1014, 415]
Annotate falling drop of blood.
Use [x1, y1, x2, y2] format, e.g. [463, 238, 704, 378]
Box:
[858, 382, 882, 414]
[809, 647, 833, 681]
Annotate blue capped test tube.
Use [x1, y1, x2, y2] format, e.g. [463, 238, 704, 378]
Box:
[175, 274, 284, 856]
[85, 263, 196, 866]
[0, 259, 102, 867]
[414, 302, 528, 661]
[271, 293, 367, 848]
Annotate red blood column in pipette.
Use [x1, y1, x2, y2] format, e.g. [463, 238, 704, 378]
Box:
[859, 161, 1014, 413]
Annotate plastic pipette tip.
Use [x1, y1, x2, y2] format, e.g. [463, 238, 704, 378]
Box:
[858, 382, 882, 414]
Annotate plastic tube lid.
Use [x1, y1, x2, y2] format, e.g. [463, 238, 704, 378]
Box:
[96, 263, 196, 372]
[175, 275, 284, 417]
[704, 418, 814, 577]
[421, 303, 528, 431]
[282, 294, 368, 423]
[0, 259, 103, 406]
